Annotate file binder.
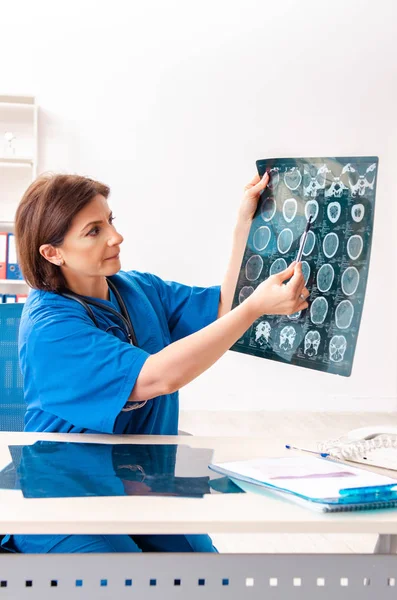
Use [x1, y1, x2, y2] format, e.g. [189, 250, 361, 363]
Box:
[231, 479, 397, 513]
[6, 233, 23, 280]
[0, 232, 7, 279]
[209, 455, 397, 513]
[16, 294, 27, 303]
[3, 295, 17, 303]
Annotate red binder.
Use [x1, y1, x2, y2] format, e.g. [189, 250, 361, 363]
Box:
[0, 233, 7, 279]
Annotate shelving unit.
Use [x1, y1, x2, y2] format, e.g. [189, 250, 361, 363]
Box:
[0, 94, 37, 299]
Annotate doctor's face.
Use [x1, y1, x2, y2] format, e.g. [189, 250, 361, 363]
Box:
[60, 194, 123, 277]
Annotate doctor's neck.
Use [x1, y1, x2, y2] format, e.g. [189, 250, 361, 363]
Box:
[62, 273, 110, 301]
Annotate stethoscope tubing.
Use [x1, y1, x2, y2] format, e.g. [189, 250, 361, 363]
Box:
[58, 278, 138, 346]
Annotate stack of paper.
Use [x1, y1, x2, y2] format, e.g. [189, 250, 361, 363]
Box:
[209, 455, 397, 513]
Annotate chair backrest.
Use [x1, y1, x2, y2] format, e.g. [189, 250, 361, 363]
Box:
[0, 303, 25, 431]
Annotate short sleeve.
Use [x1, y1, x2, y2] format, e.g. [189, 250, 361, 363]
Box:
[22, 307, 150, 434]
[143, 273, 221, 342]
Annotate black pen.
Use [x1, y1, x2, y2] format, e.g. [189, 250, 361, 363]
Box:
[296, 215, 313, 263]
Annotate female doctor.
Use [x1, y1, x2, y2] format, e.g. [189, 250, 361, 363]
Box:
[2, 172, 309, 554]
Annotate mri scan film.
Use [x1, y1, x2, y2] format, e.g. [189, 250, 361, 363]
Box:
[231, 156, 378, 377]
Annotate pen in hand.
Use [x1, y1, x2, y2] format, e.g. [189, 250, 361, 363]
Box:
[295, 215, 313, 263]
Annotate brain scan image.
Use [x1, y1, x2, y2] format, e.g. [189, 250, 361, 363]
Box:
[325, 164, 350, 198]
[327, 201, 341, 223]
[304, 200, 319, 223]
[234, 157, 377, 377]
[335, 300, 354, 329]
[301, 261, 311, 285]
[239, 286, 254, 304]
[245, 255, 263, 281]
[310, 296, 329, 325]
[253, 226, 271, 252]
[277, 229, 293, 254]
[261, 197, 277, 222]
[267, 167, 280, 191]
[284, 167, 302, 191]
[287, 311, 302, 321]
[316, 264, 335, 293]
[279, 326, 297, 351]
[329, 335, 347, 362]
[303, 164, 329, 198]
[269, 258, 287, 275]
[301, 230, 316, 256]
[351, 203, 365, 223]
[255, 321, 271, 347]
[304, 330, 321, 357]
[283, 198, 297, 223]
[323, 232, 339, 258]
[347, 235, 363, 260]
[341, 267, 360, 296]
[345, 162, 377, 197]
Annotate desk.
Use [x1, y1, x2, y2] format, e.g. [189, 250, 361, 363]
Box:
[0, 432, 397, 599]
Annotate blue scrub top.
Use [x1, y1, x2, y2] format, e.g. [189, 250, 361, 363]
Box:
[19, 270, 221, 436]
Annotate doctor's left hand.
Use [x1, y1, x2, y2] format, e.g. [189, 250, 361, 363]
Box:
[238, 172, 269, 225]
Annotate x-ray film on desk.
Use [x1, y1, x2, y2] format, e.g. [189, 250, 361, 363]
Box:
[231, 156, 378, 377]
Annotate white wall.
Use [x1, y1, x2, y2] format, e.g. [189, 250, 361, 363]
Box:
[2, 0, 396, 410]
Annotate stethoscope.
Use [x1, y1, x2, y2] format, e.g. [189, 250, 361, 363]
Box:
[59, 277, 138, 347]
[59, 278, 147, 411]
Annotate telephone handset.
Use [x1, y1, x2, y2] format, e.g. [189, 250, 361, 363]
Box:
[318, 425, 397, 471]
[346, 425, 397, 441]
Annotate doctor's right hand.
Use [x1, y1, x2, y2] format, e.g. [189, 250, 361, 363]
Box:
[247, 262, 309, 318]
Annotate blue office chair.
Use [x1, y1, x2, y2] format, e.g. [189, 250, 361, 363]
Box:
[0, 303, 25, 432]
[0, 304, 25, 552]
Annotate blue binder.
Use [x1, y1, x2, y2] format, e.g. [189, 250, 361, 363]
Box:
[6, 233, 23, 280]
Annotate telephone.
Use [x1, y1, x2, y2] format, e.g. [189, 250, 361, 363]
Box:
[318, 425, 397, 472]
[346, 425, 397, 441]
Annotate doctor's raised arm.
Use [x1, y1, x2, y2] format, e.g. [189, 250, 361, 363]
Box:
[130, 172, 309, 401]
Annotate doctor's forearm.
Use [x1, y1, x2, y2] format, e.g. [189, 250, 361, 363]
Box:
[129, 298, 257, 401]
[218, 220, 251, 318]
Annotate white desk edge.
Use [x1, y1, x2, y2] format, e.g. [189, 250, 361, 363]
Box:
[1, 432, 397, 535]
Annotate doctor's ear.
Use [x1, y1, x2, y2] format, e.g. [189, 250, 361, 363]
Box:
[39, 244, 64, 267]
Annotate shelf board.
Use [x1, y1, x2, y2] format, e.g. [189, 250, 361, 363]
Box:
[0, 224, 15, 233]
[0, 103, 35, 110]
[0, 157, 34, 167]
[0, 279, 27, 285]
[0, 95, 35, 105]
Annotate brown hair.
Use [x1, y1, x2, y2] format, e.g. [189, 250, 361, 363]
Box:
[15, 173, 110, 292]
